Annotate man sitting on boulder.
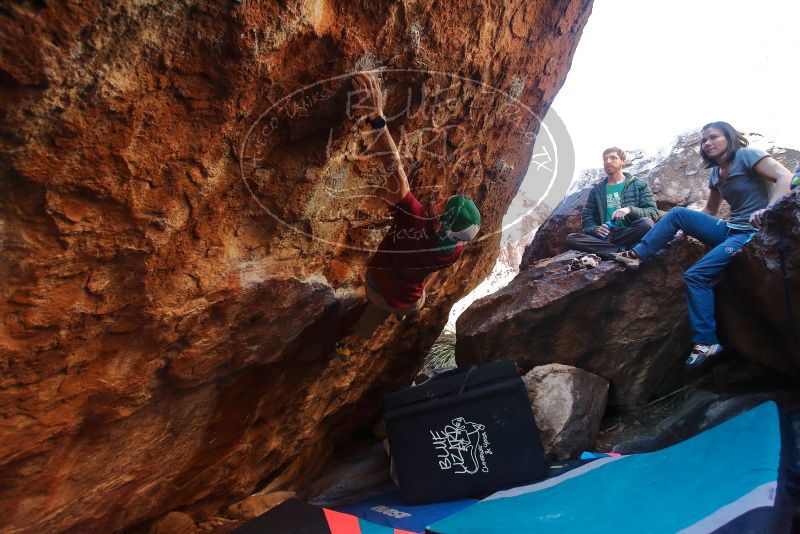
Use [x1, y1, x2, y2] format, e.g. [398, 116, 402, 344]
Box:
[340, 72, 481, 349]
[565, 147, 659, 259]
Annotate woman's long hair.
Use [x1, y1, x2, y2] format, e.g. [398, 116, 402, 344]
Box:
[700, 121, 748, 168]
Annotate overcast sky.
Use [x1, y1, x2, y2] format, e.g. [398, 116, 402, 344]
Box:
[546, 0, 800, 178]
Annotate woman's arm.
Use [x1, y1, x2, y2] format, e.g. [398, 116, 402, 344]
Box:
[749, 156, 792, 228]
[754, 156, 792, 205]
[702, 188, 723, 217]
[351, 72, 410, 205]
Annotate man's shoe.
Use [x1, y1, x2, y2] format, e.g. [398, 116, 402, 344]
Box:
[611, 250, 640, 270]
[685, 343, 723, 370]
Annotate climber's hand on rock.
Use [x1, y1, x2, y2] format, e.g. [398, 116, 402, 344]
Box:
[595, 224, 610, 238]
[351, 72, 384, 120]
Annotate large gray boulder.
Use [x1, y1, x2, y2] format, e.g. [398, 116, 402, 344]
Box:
[523, 364, 609, 460]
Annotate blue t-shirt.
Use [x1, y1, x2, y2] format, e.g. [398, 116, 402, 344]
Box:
[708, 147, 770, 230]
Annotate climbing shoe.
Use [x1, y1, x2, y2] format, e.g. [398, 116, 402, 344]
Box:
[611, 250, 640, 270]
[685, 343, 723, 370]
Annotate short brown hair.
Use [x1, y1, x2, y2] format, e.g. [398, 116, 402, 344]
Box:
[602, 147, 626, 161]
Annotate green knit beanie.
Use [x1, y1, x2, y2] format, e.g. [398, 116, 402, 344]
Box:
[440, 195, 481, 242]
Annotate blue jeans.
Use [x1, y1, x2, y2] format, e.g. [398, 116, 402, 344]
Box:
[632, 207, 755, 344]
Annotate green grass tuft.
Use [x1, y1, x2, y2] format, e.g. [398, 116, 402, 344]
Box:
[424, 325, 457, 369]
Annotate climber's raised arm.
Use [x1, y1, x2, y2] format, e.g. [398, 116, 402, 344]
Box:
[351, 72, 410, 205]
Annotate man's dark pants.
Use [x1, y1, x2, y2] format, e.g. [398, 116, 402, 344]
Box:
[565, 217, 654, 259]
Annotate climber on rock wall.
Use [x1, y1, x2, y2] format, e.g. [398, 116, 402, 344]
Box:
[335, 72, 481, 358]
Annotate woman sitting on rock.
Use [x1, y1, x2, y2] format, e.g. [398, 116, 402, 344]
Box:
[612, 121, 792, 370]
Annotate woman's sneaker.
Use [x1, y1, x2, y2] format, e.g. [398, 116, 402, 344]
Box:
[611, 250, 640, 270]
[685, 343, 723, 370]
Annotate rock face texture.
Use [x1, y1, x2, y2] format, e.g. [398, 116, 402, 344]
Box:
[719, 191, 800, 375]
[149, 512, 198, 534]
[523, 364, 608, 460]
[457, 242, 707, 407]
[0, 1, 592, 532]
[520, 187, 589, 268]
[521, 133, 800, 267]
